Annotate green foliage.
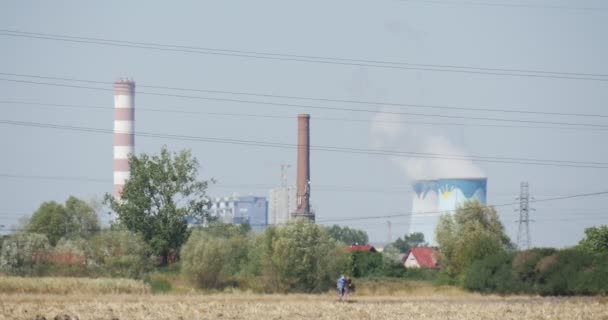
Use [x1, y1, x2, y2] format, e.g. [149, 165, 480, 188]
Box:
[88, 230, 151, 278]
[105, 147, 212, 265]
[26, 196, 100, 246]
[181, 225, 250, 289]
[464, 251, 519, 293]
[144, 272, 173, 293]
[464, 248, 608, 296]
[325, 225, 369, 245]
[349, 251, 383, 277]
[435, 200, 511, 279]
[391, 232, 427, 253]
[578, 225, 608, 254]
[47, 237, 91, 277]
[0, 232, 50, 276]
[250, 220, 350, 293]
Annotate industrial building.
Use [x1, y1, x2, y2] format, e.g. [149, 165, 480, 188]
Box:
[411, 178, 487, 244]
[205, 195, 268, 232]
[268, 186, 297, 225]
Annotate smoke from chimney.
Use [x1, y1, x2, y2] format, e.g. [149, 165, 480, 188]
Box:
[370, 109, 484, 180]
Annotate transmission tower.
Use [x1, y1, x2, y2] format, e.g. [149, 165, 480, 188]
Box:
[387, 220, 392, 244]
[516, 181, 534, 250]
[280, 164, 291, 187]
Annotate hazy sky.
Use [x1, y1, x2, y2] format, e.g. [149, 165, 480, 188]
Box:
[1, 0, 607, 247]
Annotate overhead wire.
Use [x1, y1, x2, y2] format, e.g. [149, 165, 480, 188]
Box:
[3, 72, 608, 118]
[2, 99, 607, 133]
[3, 77, 608, 129]
[398, 0, 608, 12]
[1, 30, 607, 82]
[1, 119, 607, 168]
[315, 190, 608, 223]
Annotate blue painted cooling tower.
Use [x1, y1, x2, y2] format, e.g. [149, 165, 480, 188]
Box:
[411, 177, 487, 244]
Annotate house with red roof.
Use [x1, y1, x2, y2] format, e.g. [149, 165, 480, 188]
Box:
[347, 244, 377, 252]
[402, 247, 438, 269]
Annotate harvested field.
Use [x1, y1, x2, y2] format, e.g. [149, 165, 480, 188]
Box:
[0, 277, 150, 295]
[1, 294, 606, 320]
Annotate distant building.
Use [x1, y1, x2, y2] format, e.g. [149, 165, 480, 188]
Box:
[403, 247, 438, 269]
[347, 245, 377, 252]
[205, 195, 268, 232]
[268, 186, 296, 225]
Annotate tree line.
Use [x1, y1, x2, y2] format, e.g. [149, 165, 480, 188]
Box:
[2, 146, 606, 295]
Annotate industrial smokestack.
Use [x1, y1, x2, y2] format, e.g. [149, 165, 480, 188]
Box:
[113, 79, 135, 198]
[293, 114, 314, 221]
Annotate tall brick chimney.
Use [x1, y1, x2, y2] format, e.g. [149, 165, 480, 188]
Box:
[293, 114, 314, 221]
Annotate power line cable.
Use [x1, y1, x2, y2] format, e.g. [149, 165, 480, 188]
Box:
[3, 72, 608, 118]
[3, 77, 608, 129]
[315, 190, 608, 223]
[2, 99, 606, 132]
[398, 0, 608, 12]
[1, 30, 607, 82]
[1, 119, 607, 168]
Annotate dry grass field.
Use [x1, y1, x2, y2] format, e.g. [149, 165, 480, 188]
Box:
[2, 294, 607, 320]
[0, 277, 606, 320]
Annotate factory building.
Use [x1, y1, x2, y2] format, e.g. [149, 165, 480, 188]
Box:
[411, 178, 487, 244]
[205, 195, 268, 232]
[268, 186, 297, 225]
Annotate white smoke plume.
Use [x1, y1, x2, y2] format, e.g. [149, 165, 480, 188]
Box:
[370, 109, 484, 180]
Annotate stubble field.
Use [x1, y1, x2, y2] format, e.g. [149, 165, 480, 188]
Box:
[2, 293, 607, 320]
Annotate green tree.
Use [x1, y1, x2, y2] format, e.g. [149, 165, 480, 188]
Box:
[250, 220, 349, 292]
[0, 232, 50, 275]
[392, 232, 428, 253]
[105, 147, 212, 265]
[88, 229, 151, 278]
[181, 224, 251, 289]
[435, 200, 511, 280]
[325, 225, 369, 245]
[27, 196, 100, 246]
[578, 225, 608, 254]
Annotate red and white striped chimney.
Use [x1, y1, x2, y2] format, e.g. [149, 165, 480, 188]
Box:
[113, 79, 135, 198]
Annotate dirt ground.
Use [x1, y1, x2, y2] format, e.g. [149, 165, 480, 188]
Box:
[1, 294, 607, 320]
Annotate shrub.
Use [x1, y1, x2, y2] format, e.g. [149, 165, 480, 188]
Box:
[144, 272, 173, 293]
[88, 230, 151, 278]
[180, 228, 249, 289]
[246, 220, 349, 293]
[0, 232, 51, 276]
[47, 237, 90, 277]
[349, 251, 383, 277]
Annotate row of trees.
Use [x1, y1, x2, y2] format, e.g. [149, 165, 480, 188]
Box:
[181, 221, 349, 292]
[431, 201, 608, 295]
[0, 229, 150, 278]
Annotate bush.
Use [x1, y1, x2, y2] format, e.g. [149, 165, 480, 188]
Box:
[246, 220, 350, 293]
[180, 226, 250, 289]
[88, 230, 151, 278]
[0, 232, 51, 276]
[144, 272, 173, 293]
[46, 238, 91, 277]
[463, 248, 608, 296]
[349, 251, 383, 277]
[465, 251, 519, 294]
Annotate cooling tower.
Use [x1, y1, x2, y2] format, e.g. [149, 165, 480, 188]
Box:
[411, 178, 487, 244]
[113, 79, 135, 198]
[411, 180, 439, 244]
[437, 178, 487, 212]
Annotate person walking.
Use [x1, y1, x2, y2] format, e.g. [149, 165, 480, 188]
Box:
[337, 274, 346, 301]
[344, 276, 354, 301]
